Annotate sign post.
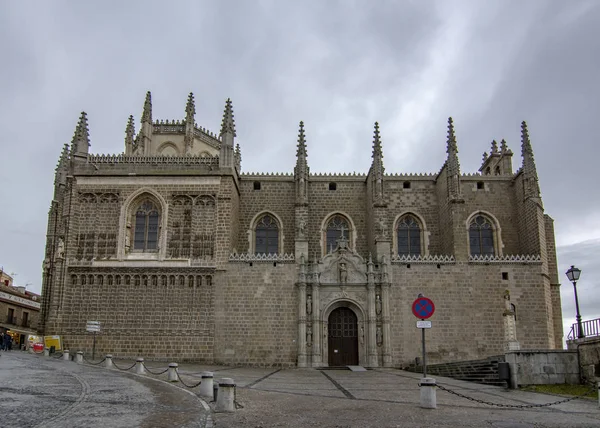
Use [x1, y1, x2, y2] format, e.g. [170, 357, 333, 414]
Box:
[412, 294, 437, 409]
[412, 294, 435, 377]
[86, 321, 101, 360]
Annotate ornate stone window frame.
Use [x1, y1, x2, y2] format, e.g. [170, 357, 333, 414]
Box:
[320, 212, 356, 257]
[392, 211, 429, 257]
[118, 188, 169, 261]
[247, 211, 285, 255]
[465, 210, 503, 257]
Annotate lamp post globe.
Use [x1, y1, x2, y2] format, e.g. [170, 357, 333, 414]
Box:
[565, 265, 585, 339]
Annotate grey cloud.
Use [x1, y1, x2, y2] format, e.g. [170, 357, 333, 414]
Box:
[0, 1, 598, 296]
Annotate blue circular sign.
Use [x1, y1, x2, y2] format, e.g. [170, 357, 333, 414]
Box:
[412, 297, 435, 319]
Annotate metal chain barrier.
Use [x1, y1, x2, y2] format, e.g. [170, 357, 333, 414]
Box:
[82, 356, 107, 366]
[141, 362, 169, 376]
[112, 360, 137, 371]
[174, 370, 203, 388]
[436, 382, 597, 408]
[52, 352, 64, 359]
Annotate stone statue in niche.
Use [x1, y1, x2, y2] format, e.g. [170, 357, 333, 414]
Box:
[503, 290, 520, 351]
[297, 218, 307, 239]
[125, 223, 131, 250]
[376, 326, 383, 347]
[56, 237, 65, 260]
[338, 262, 348, 284]
[306, 327, 312, 346]
[306, 295, 312, 315]
[375, 294, 382, 315]
[377, 218, 387, 238]
[359, 326, 364, 344]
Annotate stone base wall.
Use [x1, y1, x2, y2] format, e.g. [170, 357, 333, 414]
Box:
[389, 262, 554, 367]
[214, 263, 297, 367]
[48, 269, 215, 361]
[505, 350, 579, 386]
[568, 337, 600, 382]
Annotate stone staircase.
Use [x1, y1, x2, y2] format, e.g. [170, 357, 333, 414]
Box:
[407, 355, 507, 386]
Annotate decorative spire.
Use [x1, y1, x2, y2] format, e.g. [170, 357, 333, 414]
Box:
[371, 122, 386, 206]
[296, 121, 307, 160]
[371, 122, 384, 168]
[446, 117, 458, 156]
[294, 121, 309, 204]
[445, 117, 461, 199]
[521, 121, 540, 198]
[491, 140, 499, 154]
[235, 143, 241, 171]
[500, 139, 508, 153]
[219, 98, 236, 168]
[220, 98, 236, 138]
[482, 151, 489, 162]
[141, 91, 152, 124]
[72, 111, 90, 157]
[54, 144, 70, 186]
[185, 92, 195, 120]
[125, 115, 135, 153]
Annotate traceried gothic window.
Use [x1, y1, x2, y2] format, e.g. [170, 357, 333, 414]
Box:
[325, 215, 350, 253]
[397, 215, 422, 256]
[255, 214, 279, 255]
[133, 200, 160, 251]
[469, 215, 495, 256]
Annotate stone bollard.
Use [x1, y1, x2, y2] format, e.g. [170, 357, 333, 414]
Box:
[105, 354, 114, 369]
[419, 377, 437, 409]
[167, 363, 178, 382]
[136, 358, 146, 375]
[75, 351, 84, 364]
[215, 378, 236, 412]
[198, 371, 214, 399]
[43, 347, 50, 357]
[63, 350, 70, 361]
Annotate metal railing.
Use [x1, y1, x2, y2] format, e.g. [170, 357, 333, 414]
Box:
[567, 317, 600, 340]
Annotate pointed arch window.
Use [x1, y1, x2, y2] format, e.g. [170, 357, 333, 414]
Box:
[469, 215, 494, 256]
[325, 214, 350, 253]
[397, 215, 421, 256]
[134, 200, 160, 251]
[255, 214, 279, 255]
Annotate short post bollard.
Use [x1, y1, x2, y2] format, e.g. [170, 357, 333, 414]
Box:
[75, 351, 84, 364]
[419, 377, 437, 409]
[167, 363, 178, 382]
[136, 358, 145, 375]
[105, 354, 114, 369]
[198, 371, 214, 399]
[597, 381, 599, 409]
[63, 350, 70, 361]
[215, 378, 236, 412]
[43, 347, 50, 357]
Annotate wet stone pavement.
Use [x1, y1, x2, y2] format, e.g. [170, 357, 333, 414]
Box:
[1, 351, 599, 427]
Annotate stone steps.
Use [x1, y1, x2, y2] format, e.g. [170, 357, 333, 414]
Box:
[407, 355, 507, 386]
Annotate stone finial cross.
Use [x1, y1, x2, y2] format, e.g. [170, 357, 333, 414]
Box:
[339, 225, 347, 239]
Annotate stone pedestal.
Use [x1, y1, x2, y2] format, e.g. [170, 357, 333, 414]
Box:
[199, 372, 214, 399]
[105, 355, 114, 369]
[216, 378, 236, 412]
[136, 358, 145, 374]
[374, 239, 391, 263]
[167, 363, 178, 382]
[295, 240, 308, 261]
[419, 377, 437, 409]
[75, 351, 83, 364]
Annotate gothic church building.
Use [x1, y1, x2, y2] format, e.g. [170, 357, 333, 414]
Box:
[40, 92, 563, 367]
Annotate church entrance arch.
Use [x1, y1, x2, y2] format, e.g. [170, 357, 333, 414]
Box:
[328, 307, 358, 366]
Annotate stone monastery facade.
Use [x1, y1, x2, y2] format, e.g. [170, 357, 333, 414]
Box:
[40, 92, 563, 367]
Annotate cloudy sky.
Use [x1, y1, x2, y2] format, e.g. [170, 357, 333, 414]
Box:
[1, 1, 598, 343]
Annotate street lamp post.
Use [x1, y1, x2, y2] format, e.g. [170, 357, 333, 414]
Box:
[565, 265, 585, 339]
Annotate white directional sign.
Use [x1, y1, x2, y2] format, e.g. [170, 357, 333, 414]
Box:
[416, 320, 432, 329]
[86, 321, 101, 333]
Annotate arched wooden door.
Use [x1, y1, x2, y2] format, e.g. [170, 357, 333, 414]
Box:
[328, 307, 358, 366]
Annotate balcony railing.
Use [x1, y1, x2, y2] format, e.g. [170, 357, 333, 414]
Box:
[5, 315, 17, 325]
[567, 317, 600, 340]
